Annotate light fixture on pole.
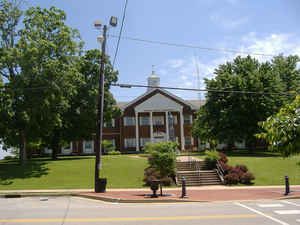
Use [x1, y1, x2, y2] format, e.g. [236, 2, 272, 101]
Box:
[94, 17, 117, 193]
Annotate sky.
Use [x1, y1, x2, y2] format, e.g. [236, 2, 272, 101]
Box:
[1, 0, 300, 159]
[19, 0, 300, 101]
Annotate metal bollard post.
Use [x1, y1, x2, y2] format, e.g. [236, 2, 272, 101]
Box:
[285, 175, 290, 195]
[181, 177, 187, 198]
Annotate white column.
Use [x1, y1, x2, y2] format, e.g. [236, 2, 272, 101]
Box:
[190, 114, 194, 149]
[180, 110, 185, 150]
[135, 112, 139, 152]
[165, 111, 169, 141]
[150, 111, 153, 143]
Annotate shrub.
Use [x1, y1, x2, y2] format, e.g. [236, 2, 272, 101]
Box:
[3, 155, 15, 160]
[235, 164, 248, 173]
[218, 152, 228, 163]
[159, 177, 173, 186]
[205, 150, 221, 169]
[107, 150, 121, 155]
[102, 140, 115, 153]
[219, 161, 233, 175]
[224, 173, 239, 184]
[144, 141, 178, 178]
[240, 172, 255, 184]
[230, 167, 244, 181]
[143, 167, 160, 186]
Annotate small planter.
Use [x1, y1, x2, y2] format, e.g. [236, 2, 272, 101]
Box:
[150, 179, 160, 198]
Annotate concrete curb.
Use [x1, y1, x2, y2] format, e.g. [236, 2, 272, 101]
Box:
[0, 192, 73, 198]
[73, 193, 208, 203]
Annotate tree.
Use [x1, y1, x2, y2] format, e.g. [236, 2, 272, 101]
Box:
[192, 55, 300, 150]
[256, 95, 300, 157]
[0, 2, 83, 164]
[144, 141, 178, 181]
[43, 49, 120, 159]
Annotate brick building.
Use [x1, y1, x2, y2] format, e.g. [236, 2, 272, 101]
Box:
[46, 70, 204, 155]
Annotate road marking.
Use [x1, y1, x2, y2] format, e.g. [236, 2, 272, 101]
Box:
[0, 214, 260, 223]
[274, 210, 300, 215]
[258, 204, 284, 208]
[235, 202, 290, 225]
[282, 200, 300, 207]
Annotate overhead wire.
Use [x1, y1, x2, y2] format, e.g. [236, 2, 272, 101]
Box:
[108, 34, 276, 57]
[112, 0, 128, 68]
[1, 84, 298, 97]
[112, 83, 298, 96]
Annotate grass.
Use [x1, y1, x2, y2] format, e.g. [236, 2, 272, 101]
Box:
[2, 150, 300, 190]
[0, 155, 147, 190]
[224, 150, 300, 186]
[198, 150, 300, 186]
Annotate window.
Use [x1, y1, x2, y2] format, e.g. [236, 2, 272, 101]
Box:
[184, 115, 192, 124]
[104, 119, 115, 128]
[124, 117, 135, 126]
[185, 136, 192, 146]
[153, 116, 164, 126]
[84, 140, 94, 153]
[84, 141, 93, 149]
[140, 116, 150, 126]
[140, 138, 150, 147]
[124, 138, 136, 148]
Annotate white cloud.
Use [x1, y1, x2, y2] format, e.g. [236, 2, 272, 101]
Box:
[160, 32, 300, 99]
[184, 81, 193, 87]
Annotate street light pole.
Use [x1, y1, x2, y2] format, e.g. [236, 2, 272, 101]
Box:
[95, 24, 107, 193]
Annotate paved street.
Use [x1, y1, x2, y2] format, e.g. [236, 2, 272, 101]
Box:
[1, 197, 300, 224]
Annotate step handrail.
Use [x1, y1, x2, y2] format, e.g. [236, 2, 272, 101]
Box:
[215, 160, 225, 184]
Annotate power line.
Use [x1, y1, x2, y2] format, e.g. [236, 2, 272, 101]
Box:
[108, 34, 275, 57]
[112, 83, 297, 96]
[1, 83, 298, 96]
[112, 0, 128, 68]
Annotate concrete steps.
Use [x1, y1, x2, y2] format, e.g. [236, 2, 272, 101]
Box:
[176, 161, 223, 186]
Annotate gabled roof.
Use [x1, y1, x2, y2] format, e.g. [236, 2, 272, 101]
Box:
[120, 88, 201, 111]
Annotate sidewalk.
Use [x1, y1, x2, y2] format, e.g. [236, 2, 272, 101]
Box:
[2, 186, 300, 203]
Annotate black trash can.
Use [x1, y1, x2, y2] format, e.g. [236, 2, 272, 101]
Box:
[95, 178, 107, 193]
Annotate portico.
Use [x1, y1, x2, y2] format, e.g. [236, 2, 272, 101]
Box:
[134, 92, 185, 151]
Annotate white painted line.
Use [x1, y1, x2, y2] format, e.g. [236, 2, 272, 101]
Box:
[258, 204, 284, 208]
[296, 219, 300, 223]
[282, 200, 300, 207]
[274, 210, 300, 215]
[234, 202, 290, 225]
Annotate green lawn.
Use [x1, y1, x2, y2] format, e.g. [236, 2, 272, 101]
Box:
[224, 151, 300, 186]
[2, 151, 300, 190]
[0, 155, 148, 190]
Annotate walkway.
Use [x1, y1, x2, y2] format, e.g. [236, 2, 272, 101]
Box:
[2, 186, 300, 203]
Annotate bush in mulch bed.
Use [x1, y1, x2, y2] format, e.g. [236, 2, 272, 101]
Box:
[218, 152, 255, 185]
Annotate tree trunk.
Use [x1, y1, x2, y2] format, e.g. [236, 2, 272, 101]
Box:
[51, 129, 60, 160]
[19, 129, 27, 166]
[51, 145, 57, 160]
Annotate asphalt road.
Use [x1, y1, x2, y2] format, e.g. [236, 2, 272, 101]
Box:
[1, 196, 300, 225]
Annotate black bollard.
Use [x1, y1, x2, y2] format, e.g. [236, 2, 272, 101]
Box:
[285, 175, 290, 195]
[181, 177, 187, 198]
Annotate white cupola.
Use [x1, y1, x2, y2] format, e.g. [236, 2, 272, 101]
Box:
[147, 66, 160, 91]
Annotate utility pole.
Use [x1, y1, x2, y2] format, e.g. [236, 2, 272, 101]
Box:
[95, 24, 107, 193]
[94, 17, 117, 193]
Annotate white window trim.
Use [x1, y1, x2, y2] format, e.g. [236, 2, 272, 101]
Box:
[124, 117, 136, 126]
[124, 138, 136, 148]
[62, 142, 72, 155]
[140, 116, 150, 126]
[153, 116, 164, 126]
[83, 140, 94, 154]
[104, 119, 115, 128]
